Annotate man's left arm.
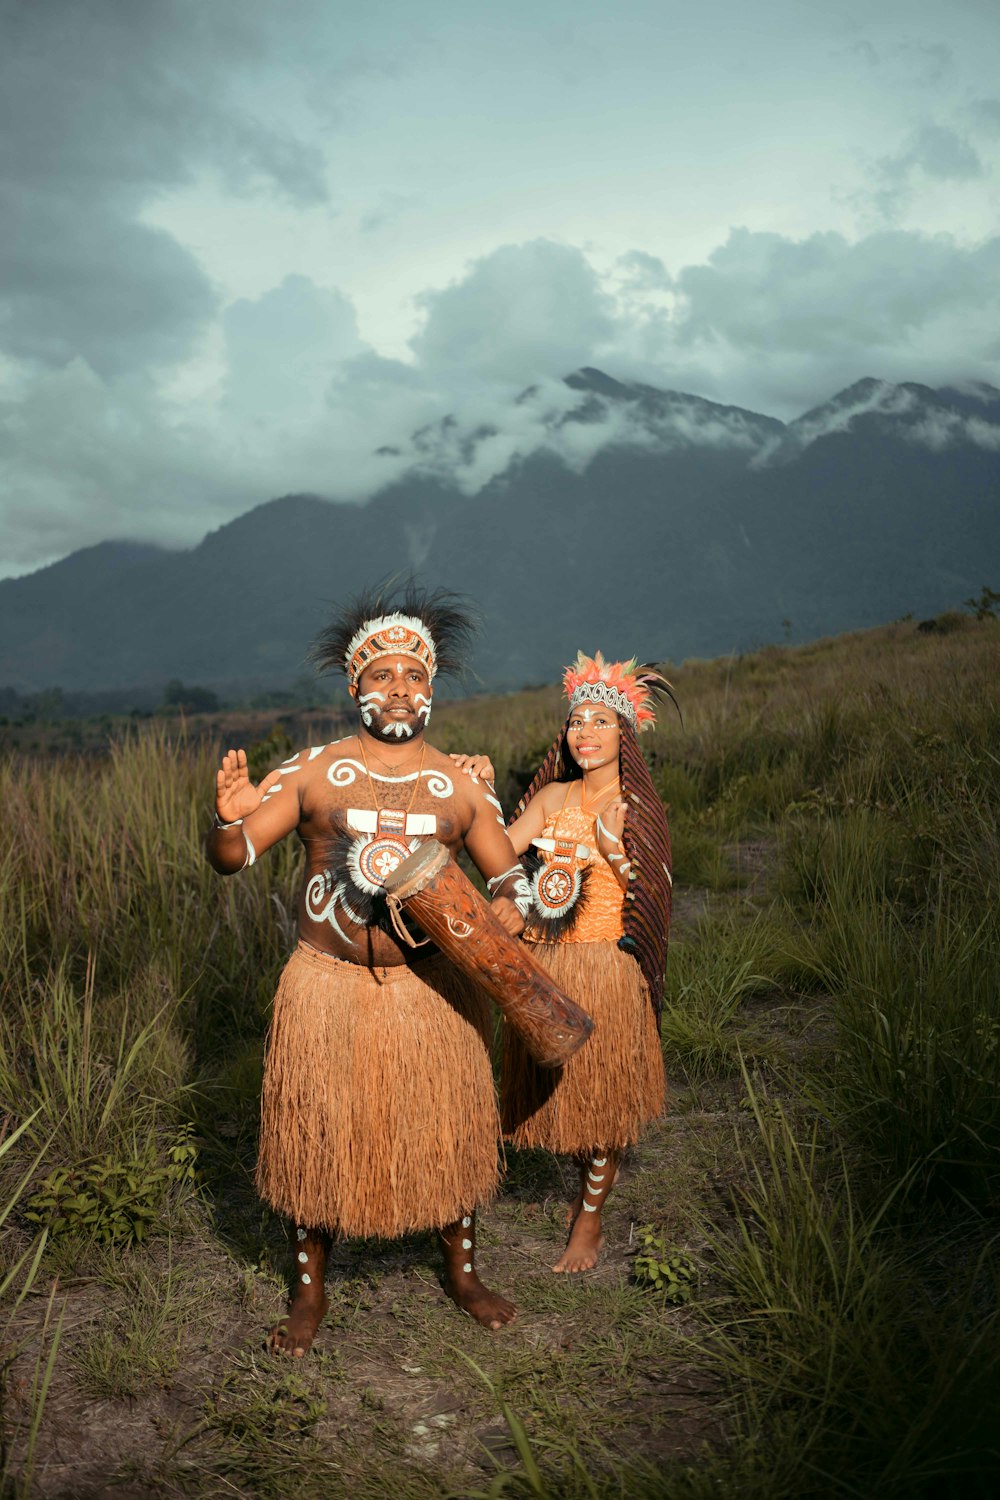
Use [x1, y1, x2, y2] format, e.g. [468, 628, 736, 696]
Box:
[462, 779, 531, 937]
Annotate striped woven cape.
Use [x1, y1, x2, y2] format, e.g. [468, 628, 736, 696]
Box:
[514, 721, 672, 1020]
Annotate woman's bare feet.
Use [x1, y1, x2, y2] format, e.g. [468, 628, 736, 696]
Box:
[439, 1213, 516, 1330]
[552, 1150, 621, 1274]
[553, 1213, 604, 1273]
[267, 1225, 329, 1357]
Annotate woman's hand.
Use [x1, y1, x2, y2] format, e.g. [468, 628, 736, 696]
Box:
[490, 895, 526, 937]
[449, 753, 497, 783]
[596, 797, 628, 851]
[215, 748, 281, 824]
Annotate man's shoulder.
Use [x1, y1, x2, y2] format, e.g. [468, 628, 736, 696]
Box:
[281, 737, 358, 784]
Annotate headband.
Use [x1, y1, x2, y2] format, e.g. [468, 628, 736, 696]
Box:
[345, 613, 437, 686]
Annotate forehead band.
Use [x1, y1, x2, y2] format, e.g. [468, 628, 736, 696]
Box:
[568, 681, 636, 728]
[345, 613, 437, 687]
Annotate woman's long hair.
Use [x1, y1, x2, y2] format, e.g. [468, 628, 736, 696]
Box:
[514, 718, 672, 1019]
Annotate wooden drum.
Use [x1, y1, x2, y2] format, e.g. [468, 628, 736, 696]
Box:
[384, 840, 594, 1069]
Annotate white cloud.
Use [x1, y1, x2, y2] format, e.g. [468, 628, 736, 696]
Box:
[411, 240, 616, 381]
[868, 123, 985, 220]
[4, 220, 1000, 577]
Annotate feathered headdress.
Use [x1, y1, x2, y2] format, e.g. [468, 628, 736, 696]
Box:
[563, 651, 678, 733]
[514, 648, 679, 1018]
[311, 582, 477, 686]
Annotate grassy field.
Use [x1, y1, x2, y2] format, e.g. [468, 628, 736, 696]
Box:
[1, 614, 998, 1497]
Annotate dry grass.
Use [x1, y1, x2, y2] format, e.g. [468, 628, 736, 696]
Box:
[1, 614, 998, 1497]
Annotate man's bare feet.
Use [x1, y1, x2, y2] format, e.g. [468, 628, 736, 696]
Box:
[267, 1285, 330, 1356]
[268, 1224, 330, 1357]
[439, 1212, 516, 1330]
[444, 1267, 517, 1329]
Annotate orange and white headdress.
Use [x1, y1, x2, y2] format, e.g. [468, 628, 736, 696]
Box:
[344, 613, 437, 686]
[311, 584, 476, 687]
[563, 651, 668, 733]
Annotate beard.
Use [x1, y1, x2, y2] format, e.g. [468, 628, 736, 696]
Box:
[358, 689, 432, 740]
[359, 700, 426, 740]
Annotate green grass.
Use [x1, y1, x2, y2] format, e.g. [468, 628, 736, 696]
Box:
[1, 615, 998, 1495]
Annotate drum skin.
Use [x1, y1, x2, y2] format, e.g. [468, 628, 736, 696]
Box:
[385, 840, 594, 1069]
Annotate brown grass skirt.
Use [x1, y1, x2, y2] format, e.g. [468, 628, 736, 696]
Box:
[256, 943, 499, 1237]
[501, 941, 665, 1153]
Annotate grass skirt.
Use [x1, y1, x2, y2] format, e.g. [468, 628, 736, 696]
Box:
[502, 940, 665, 1153]
[256, 943, 499, 1237]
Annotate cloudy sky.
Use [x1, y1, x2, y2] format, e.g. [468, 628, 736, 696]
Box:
[2, 0, 999, 577]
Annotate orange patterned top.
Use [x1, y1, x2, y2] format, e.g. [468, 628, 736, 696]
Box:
[526, 798, 625, 943]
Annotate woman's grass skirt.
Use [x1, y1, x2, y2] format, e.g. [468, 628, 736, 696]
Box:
[256, 943, 499, 1237]
[502, 940, 665, 1153]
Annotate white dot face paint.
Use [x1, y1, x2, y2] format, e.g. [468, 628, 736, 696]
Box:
[296, 1227, 307, 1240]
[462, 1238, 472, 1250]
[462, 1262, 473, 1273]
[301, 1272, 312, 1284]
[462, 1216, 471, 1228]
[298, 1251, 308, 1263]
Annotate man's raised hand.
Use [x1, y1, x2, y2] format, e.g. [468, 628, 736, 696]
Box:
[215, 748, 282, 824]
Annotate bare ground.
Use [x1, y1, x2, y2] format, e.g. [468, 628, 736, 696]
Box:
[4, 860, 798, 1499]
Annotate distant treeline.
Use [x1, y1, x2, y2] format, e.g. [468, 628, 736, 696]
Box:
[0, 676, 338, 725]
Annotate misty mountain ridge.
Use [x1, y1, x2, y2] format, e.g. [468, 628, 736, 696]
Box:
[2, 369, 998, 695]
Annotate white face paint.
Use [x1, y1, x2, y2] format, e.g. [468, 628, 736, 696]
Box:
[413, 692, 432, 725]
[358, 690, 386, 729]
[567, 705, 620, 772]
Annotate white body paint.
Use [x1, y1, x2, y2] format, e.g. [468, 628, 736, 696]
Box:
[327, 759, 454, 797]
[305, 869, 355, 945]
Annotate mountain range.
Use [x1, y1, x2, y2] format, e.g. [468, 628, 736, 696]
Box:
[2, 368, 998, 697]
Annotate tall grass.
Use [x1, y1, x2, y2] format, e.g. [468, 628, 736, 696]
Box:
[1, 617, 997, 1493]
[683, 1080, 1000, 1498]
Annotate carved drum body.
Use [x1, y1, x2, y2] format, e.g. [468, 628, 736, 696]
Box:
[384, 840, 594, 1069]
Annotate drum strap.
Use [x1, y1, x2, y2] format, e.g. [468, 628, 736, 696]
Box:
[385, 892, 431, 949]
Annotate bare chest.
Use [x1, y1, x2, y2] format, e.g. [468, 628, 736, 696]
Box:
[302, 752, 465, 851]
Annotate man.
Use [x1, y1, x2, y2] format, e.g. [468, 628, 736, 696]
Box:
[206, 586, 530, 1353]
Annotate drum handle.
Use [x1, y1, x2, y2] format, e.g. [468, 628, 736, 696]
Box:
[385, 893, 432, 949]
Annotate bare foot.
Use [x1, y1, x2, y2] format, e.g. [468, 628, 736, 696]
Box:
[553, 1213, 604, 1273]
[444, 1269, 517, 1330]
[267, 1287, 329, 1357]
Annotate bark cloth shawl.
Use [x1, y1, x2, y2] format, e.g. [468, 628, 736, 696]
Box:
[514, 718, 673, 1019]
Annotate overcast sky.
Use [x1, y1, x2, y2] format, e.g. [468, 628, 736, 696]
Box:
[2, 0, 999, 577]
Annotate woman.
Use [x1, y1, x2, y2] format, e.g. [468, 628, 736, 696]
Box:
[456, 652, 674, 1272]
